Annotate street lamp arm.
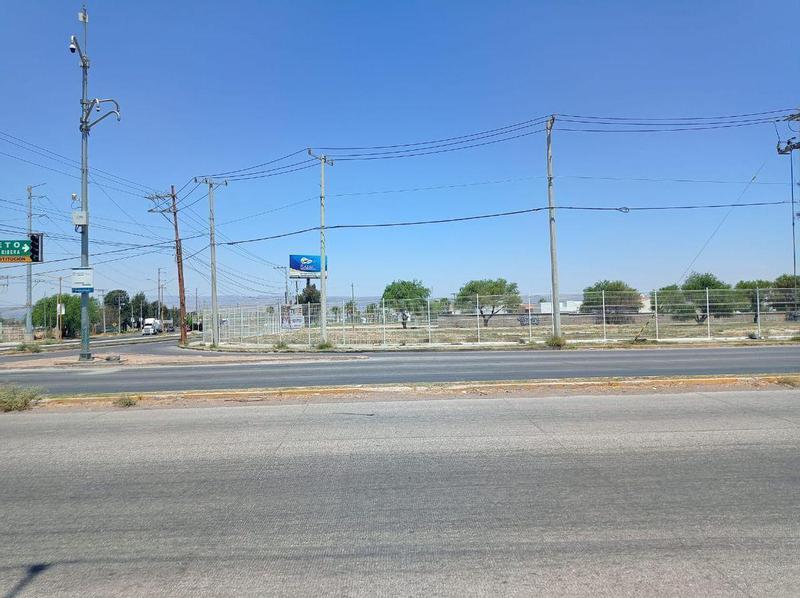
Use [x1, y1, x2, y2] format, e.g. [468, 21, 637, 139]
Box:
[87, 109, 121, 130]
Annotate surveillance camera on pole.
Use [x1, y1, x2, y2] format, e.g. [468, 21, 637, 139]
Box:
[69, 5, 121, 361]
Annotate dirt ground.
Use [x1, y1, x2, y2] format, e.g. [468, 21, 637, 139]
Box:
[32, 374, 800, 412]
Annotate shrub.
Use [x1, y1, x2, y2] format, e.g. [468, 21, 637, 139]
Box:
[545, 335, 567, 349]
[273, 341, 289, 350]
[0, 385, 42, 412]
[113, 395, 138, 408]
[316, 341, 334, 350]
[16, 343, 42, 353]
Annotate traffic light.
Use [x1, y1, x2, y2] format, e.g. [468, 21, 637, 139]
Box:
[29, 233, 43, 263]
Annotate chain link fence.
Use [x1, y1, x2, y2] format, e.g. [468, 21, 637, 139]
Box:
[200, 288, 800, 348]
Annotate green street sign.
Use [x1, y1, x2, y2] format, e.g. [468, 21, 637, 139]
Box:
[0, 240, 32, 263]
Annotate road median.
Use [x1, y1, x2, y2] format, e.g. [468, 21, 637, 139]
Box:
[30, 373, 800, 410]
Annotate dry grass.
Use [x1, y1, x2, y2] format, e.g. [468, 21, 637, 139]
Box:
[113, 395, 139, 408]
[774, 376, 800, 388]
[0, 385, 42, 412]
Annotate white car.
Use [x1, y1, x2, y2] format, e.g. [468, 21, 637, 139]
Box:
[141, 324, 156, 336]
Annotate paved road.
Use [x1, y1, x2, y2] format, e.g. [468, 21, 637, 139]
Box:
[1, 390, 798, 596]
[1, 345, 799, 395]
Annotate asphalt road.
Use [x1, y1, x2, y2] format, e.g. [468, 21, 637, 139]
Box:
[1, 345, 800, 395]
[1, 390, 798, 596]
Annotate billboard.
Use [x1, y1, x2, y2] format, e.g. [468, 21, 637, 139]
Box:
[289, 254, 327, 279]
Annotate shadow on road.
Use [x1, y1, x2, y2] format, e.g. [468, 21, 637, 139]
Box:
[3, 563, 51, 598]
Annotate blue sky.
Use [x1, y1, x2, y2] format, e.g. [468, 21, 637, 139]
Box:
[0, 0, 798, 309]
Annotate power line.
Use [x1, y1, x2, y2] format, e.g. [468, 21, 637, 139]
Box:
[219, 199, 788, 247]
[205, 148, 309, 177]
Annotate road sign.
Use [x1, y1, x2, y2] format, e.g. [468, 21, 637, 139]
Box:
[71, 267, 94, 293]
[0, 240, 32, 263]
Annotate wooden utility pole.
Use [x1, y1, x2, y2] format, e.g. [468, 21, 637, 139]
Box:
[148, 185, 189, 345]
[170, 185, 188, 345]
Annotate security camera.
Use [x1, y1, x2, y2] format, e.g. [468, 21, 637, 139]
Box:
[69, 35, 78, 53]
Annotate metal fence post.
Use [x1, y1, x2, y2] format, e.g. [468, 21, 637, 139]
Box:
[277, 302, 283, 345]
[341, 299, 346, 346]
[654, 290, 659, 341]
[705, 288, 711, 339]
[426, 298, 432, 344]
[307, 303, 312, 347]
[381, 298, 386, 346]
[756, 287, 762, 338]
[476, 294, 480, 344]
[601, 289, 607, 342]
[528, 294, 532, 343]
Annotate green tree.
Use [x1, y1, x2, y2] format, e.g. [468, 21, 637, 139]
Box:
[580, 280, 642, 319]
[735, 280, 773, 314]
[296, 284, 321, 305]
[771, 274, 800, 312]
[382, 280, 430, 328]
[104, 289, 129, 309]
[344, 300, 359, 322]
[32, 294, 100, 338]
[365, 303, 379, 322]
[430, 297, 451, 314]
[655, 273, 738, 324]
[129, 292, 149, 325]
[456, 278, 521, 327]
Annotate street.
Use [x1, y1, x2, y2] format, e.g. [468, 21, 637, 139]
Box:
[1, 390, 798, 596]
[1, 345, 799, 395]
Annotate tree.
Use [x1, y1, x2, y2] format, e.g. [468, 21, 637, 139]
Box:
[344, 300, 359, 323]
[32, 294, 100, 338]
[771, 274, 800, 312]
[129, 292, 149, 325]
[296, 284, 320, 305]
[735, 280, 773, 315]
[382, 280, 430, 328]
[104, 289, 129, 309]
[655, 273, 737, 324]
[456, 278, 521, 327]
[430, 297, 451, 315]
[580, 280, 642, 321]
[364, 303, 379, 322]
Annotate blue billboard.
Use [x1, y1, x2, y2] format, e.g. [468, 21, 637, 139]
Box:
[289, 254, 327, 278]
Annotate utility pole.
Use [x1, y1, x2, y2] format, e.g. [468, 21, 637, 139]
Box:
[157, 267, 162, 324]
[308, 150, 333, 343]
[777, 121, 800, 316]
[545, 115, 562, 338]
[194, 177, 227, 345]
[273, 266, 289, 305]
[148, 185, 188, 345]
[351, 282, 356, 332]
[56, 276, 62, 340]
[69, 6, 121, 361]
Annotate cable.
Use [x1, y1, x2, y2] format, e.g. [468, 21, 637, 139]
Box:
[316, 115, 551, 151]
[331, 128, 547, 161]
[205, 148, 309, 177]
[557, 109, 795, 122]
[676, 162, 767, 283]
[220, 200, 788, 247]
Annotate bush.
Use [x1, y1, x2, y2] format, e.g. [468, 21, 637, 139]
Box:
[0, 385, 42, 412]
[316, 341, 334, 350]
[775, 376, 800, 388]
[16, 343, 42, 353]
[545, 335, 567, 349]
[273, 341, 289, 350]
[113, 395, 138, 408]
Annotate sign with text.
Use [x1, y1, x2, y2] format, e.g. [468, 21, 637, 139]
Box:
[71, 267, 94, 293]
[289, 254, 327, 279]
[0, 239, 31, 263]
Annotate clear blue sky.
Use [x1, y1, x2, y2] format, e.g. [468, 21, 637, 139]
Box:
[1, 0, 798, 310]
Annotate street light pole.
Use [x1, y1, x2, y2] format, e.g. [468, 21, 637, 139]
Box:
[70, 6, 120, 361]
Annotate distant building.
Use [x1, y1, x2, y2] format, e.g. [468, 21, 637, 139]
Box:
[537, 300, 583, 314]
